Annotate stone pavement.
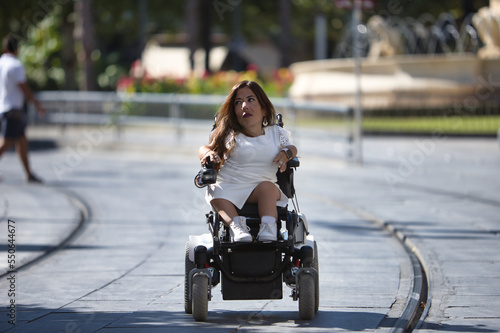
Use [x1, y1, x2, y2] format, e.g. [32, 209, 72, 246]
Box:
[0, 182, 84, 277]
[0, 122, 498, 332]
[297, 134, 500, 333]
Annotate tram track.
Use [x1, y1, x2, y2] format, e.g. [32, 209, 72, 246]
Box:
[0, 186, 91, 279]
[337, 201, 429, 332]
[307, 173, 500, 332]
[3, 153, 495, 331]
[21, 182, 428, 332]
[308, 192, 429, 333]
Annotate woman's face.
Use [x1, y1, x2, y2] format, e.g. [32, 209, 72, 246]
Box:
[234, 86, 265, 131]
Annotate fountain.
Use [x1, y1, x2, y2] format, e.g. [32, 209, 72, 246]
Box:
[474, 0, 500, 59]
[289, 1, 500, 111]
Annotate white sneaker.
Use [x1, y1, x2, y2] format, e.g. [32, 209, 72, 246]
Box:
[230, 216, 252, 242]
[257, 221, 277, 242]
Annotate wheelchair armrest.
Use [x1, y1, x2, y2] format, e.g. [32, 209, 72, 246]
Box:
[287, 157, 300, 168]
[277, 158, 299, 199]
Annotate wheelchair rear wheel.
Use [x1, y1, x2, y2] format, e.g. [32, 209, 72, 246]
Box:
[313, 241, 320, 313]
[184, 242, 195, 314]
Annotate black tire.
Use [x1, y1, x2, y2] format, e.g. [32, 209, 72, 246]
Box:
[184, 242, 195, 314]
[313, 241, 320, 313]
[192, 274, 209, 322]
[298, 273, 315, 320]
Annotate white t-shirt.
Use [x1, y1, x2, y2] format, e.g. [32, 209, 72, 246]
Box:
[0, 53, 27, 114]
[206, 125, 291, 209]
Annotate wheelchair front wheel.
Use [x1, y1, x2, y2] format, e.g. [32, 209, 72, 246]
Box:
[298, 273, 316, 320]
[192, 274, 209, 321]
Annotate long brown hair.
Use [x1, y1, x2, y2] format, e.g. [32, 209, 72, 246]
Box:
[209, 80, 276, 169]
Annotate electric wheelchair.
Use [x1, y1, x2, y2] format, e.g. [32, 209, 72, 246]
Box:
[185, 115, 319, 321]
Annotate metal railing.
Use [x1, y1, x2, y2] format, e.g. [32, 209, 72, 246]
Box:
[32, 91, 355, 159]
[33, 91, 350, 120]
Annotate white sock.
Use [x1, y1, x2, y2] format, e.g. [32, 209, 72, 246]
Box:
[233, 216, 245, 224]
[261, 216, 276, 225]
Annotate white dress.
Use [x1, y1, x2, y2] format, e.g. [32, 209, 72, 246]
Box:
[206, 125, 291, 210]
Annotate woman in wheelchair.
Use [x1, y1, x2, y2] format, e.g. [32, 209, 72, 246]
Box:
[198, 80, 297, 243]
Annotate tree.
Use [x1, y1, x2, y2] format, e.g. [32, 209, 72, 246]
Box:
[279, 0, 292, 67]
[74, 0, 96, 91]
[61, 2, 77, 90]
[1, 0, 491, 90]
[186, 0, 198, 71]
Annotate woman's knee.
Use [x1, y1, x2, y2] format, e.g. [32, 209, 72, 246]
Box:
[211, 199, 238, 225]
[211, 198, 232, 211]
[254, 181, 280, 200]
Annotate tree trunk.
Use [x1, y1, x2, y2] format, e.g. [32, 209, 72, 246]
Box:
[138, 0, 148, 59]
[75, 0, 96, 91]
[201, 0, 212, 74]
[279, 0, 291, 68]
[186, 0, 198, 72]
[61, 2, 77, 90]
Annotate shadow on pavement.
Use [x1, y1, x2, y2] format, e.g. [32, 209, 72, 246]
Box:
[2, 306, 497, 332]
[28, 139, 58, 151]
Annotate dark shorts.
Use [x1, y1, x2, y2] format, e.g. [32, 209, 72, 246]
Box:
[1, 109, 27, 139]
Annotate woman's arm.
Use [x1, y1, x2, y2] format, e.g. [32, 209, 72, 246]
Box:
[199, 145, 211, 161]
[282, 145, 297, 160]
[199, 145, 221, 165]
[273, 145, 298, 173]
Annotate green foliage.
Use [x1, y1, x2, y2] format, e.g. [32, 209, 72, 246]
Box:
[0, 0, 46, 41]
[91, 0, 187, 90]
[18, 6, 64, 90]
[0, 0, 490, 91]
[362, 115, 500, 135]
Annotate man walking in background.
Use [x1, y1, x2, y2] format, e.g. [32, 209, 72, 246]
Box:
[0, 34, 45, 183]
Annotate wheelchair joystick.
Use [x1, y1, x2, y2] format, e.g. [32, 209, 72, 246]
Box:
[194, 157, 218, 188]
